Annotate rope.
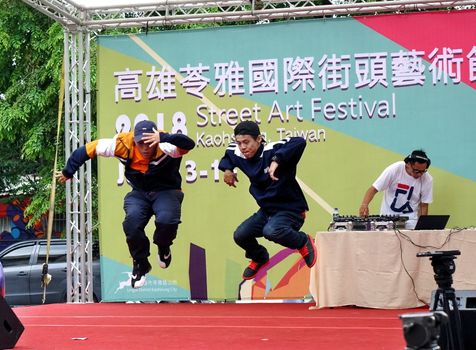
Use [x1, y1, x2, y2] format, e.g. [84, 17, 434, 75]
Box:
[42, 60, 65, 304]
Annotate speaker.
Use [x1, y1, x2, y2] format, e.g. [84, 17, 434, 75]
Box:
[460, 310, 476, 350]
[431, 290, 476, 350]
[438, 310, 476, 350]
[0, 296, 24, 349]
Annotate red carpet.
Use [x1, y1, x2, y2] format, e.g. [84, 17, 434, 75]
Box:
[11, 303, 424, 349]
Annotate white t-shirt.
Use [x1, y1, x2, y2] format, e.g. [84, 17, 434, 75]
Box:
[372, 161, 433, 229]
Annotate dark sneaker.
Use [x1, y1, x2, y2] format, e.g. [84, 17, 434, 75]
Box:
[242, 260, 269, 280]
[131, 259, 152, 289]
[158, 246, 172, 269]
[299, 234, 317, 268]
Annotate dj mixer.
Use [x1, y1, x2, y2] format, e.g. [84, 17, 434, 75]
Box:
[329, 214, 408, 231]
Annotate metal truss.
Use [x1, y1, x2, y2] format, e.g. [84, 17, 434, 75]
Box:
[63, 29, 94, 303]
[21, 0, 475, 303]
[21, 0, 476, 30]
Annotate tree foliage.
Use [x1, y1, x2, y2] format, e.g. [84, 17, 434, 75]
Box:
[0, 1, 65, 223]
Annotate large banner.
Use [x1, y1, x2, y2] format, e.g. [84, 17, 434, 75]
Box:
[97, 10, 476, 302]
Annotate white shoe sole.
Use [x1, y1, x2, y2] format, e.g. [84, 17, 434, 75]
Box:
[131, 275, 146, 289]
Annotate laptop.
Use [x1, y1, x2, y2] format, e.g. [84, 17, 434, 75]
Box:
[414, 215, 450, 230]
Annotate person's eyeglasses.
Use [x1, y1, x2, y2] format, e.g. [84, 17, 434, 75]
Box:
[411, 166, 427, 174]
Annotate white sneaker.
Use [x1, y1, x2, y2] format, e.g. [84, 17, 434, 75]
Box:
[131, 259, 151, 288]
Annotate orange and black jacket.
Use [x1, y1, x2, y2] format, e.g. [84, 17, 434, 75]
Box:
[62, 131, 195, 192]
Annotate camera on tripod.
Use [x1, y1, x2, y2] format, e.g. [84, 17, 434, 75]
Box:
[400, 311, 448, 350]
[416, 250, 464, 350]
[417, 250, 460, 290]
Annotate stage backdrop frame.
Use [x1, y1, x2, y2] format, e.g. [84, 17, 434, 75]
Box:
[22, 0, 476, 303]
[96, 10, 476, 302]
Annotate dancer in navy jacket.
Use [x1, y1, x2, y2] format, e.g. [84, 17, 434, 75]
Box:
[219, 121, 316, 280]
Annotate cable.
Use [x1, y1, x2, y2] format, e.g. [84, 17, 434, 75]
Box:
[393, 227, 468, 308]
[395, 227, 464, 250]
[393, 229, 428, 305]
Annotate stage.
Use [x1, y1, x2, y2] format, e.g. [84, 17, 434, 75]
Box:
[10, 302, 419, 349]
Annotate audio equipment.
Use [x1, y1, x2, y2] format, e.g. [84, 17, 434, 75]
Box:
[404, 150, 431, 167]
[432, 290, 476, 350]
[329, 214, 407, 231]
[0, 296, 24, 349]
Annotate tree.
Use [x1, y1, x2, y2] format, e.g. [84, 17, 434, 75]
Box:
[0, 0, 65, 225]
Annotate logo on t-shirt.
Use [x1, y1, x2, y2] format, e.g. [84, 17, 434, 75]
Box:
[390, 183, 414, 214]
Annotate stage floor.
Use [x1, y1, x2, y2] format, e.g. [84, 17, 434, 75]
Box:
[12, 302, 422, 349]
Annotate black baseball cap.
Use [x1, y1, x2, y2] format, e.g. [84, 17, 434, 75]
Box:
[134, 120, 156, 142]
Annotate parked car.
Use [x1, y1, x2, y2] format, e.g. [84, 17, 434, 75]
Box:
[0, 260, 5, 298]
[0, 239, 101, 305]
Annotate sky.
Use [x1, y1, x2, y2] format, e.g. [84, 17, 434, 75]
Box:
[68, 0, 165, 9]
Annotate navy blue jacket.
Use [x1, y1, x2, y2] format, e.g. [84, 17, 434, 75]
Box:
[219, 137, 309, 214]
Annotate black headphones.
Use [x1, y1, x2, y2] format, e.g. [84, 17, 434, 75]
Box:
[404, 150, 431, 168]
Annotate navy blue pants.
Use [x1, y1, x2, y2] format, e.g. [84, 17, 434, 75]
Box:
[122, 189, 184, 261]
[233, 209, 308, 263]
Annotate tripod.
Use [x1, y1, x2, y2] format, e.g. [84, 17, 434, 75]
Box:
[429, 253, 464, 350]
